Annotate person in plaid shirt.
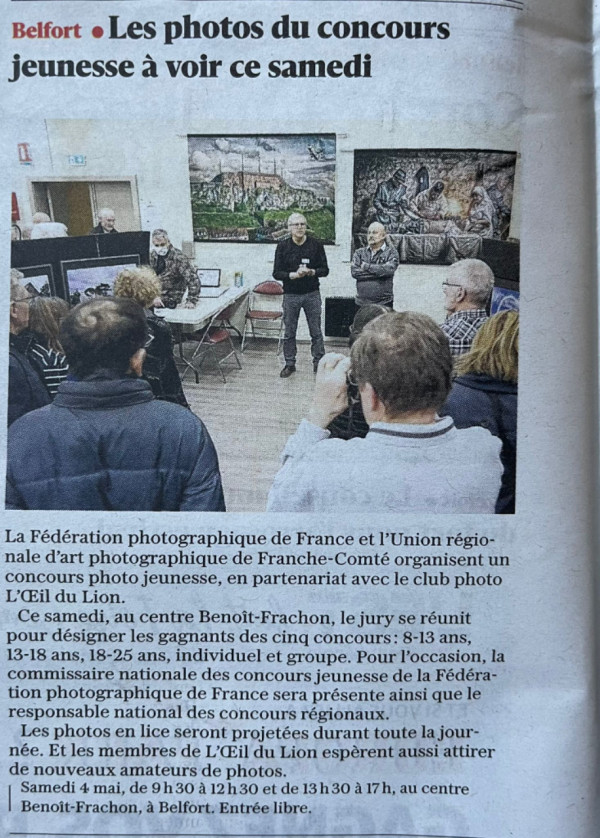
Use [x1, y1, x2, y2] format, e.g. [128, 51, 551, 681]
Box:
[440, 258, 494, 358]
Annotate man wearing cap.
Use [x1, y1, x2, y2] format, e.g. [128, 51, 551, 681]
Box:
[373, 169, 421, 234]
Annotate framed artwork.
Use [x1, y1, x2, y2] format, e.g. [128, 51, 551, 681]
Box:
[353, 148, 517, 263]
[188, 134, 336, 244]
[19, 264, 55, 298]
[61, 255, 140, 306]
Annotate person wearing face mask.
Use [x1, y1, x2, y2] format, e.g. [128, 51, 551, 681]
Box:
[149, 229, 200, 309]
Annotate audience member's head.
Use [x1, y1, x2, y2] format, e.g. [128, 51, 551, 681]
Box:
[30, 213, 68, 239]
[97, 208, 116, 233]
[28, 296, 70, 354]
[455, 310, 518, 383]
[351, 311, 452, 419]
[10, 269, 30, 335]
[114, 266, 161, 309]
[349, 303, 389, 347]
[443, 258, 494, 314]
[60, 297, 147, 379]
[151, 229, 170, 254]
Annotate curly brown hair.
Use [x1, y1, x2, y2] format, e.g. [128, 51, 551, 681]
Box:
[114, 266, 161, 308]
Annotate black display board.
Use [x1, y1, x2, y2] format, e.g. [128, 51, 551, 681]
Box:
[325, 296, 356, 339]
[11, 232, 151, 302]
[481, 239, 520, 290]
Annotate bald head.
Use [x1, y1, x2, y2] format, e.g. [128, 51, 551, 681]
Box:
[367, 222, 387, 250]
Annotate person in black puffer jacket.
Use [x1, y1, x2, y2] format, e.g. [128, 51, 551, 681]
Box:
[6, 297, 224, 511]
[441, 310, 518, 514]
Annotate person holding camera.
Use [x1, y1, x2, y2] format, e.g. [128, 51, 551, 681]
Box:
[267, 311, 503, 513]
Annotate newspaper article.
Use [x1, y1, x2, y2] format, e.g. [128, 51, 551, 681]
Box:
[1, 1, 597, 837]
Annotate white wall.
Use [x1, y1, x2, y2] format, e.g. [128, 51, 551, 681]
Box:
[10, 119, 521, 336]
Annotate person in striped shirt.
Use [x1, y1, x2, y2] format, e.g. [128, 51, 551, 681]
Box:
[28, 296, 70, 397]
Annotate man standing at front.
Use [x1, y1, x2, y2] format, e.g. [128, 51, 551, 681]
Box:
[273, 213, 329, 377]
[351, 222, 399, 308]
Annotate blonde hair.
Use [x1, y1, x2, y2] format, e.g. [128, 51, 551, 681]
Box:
[29, 296, 69, 354]
[455, 310, 519, 383]
[114, 266, 161, 308]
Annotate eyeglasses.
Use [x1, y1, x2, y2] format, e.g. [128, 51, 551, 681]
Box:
[144, 333, 154, 349]
[10, 294, 36, 304]
[289, 223, 307, 228]
[442, 282, 463, 289]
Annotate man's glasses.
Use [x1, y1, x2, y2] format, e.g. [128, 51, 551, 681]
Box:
[441, 282, 463, 289]
[11, 294, 36, 304]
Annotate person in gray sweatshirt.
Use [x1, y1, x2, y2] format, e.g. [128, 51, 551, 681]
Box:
[267, 311, 503, 514]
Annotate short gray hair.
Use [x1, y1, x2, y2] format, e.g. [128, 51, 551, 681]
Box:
[10, 269, 25, 301]
[151, 228, 169, 240]
[447, 259, 494, 307]
[98, 207, 115, 219]
[351, 311, 452, 415]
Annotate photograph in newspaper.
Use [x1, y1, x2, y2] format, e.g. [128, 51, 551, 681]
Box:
[1, 1, 596, 837]
[8, 122, 519, 515]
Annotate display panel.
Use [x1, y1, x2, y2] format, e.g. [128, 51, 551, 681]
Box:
[61, 255, 141, 306]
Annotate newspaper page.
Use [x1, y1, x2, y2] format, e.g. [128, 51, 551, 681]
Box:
[1, 1, 597, 837]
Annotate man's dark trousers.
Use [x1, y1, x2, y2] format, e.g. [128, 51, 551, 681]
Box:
[282, 290, 324, 367]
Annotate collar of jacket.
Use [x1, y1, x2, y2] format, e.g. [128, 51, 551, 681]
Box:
[53, 376, 154, 410]
[453, 373, 517, 394]
[368, 415, 455, 441]
[10, 329, 37, 354]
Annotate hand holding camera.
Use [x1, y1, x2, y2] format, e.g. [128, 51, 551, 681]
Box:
[308, 354, 352, 429]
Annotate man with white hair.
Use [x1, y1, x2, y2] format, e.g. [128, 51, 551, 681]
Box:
[351, 221, 399, 308]
[30, 212, 68, 239]
[273, 212, 329, 377]
[90, 208, 118, 234]
[440, 258, 494, 357]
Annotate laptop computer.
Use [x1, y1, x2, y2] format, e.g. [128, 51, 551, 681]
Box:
[197, 268, 226, 298]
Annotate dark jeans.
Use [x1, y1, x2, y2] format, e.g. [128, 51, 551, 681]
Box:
[282, 290, 324, 366]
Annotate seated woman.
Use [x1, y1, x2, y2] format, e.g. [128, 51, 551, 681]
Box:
[28, 296, 70, 397]
[441, 310, 518, 513]
[327, 303, 389, 440]
[113, 267, 189, 408]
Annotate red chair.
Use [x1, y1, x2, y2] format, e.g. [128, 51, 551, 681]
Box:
[183, 302, 243, 383]
[241, 280, 284, 353]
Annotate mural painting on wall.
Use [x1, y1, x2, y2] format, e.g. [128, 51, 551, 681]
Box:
[188, 135, 336, 244]
[353, 148, 517, 262]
